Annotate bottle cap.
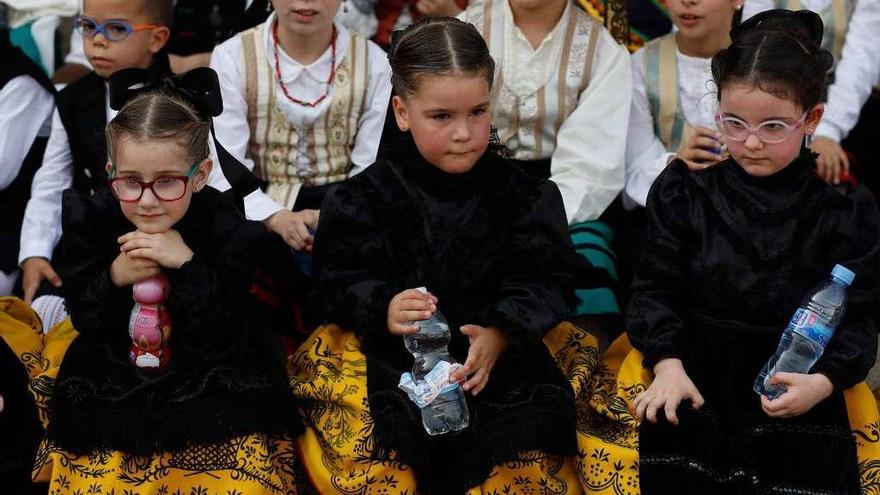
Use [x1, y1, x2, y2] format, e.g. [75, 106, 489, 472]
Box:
[831, 264, 855, 286]
[415, 287, 428, 295]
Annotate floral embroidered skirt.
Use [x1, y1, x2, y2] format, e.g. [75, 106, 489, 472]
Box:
[0, 297, 299, 495]
[579, 333, 880, 495]
[289, 321, 641, 494]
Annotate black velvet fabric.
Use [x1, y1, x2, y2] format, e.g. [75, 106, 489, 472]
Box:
[48, 187, 302, 456]
[311, 135, 607, 493]
[627, 150, 880, 494]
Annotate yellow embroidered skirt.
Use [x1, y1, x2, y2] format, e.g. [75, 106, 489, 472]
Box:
[289, 321, 626, 494]
[569, 333, 880, 495]
[0, 297, 299, 495]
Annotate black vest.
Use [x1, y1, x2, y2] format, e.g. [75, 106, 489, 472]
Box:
[0, 35, 55, 272]
[55, 72, 109, 196]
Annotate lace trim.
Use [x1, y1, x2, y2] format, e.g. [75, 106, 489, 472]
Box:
[641, 454, 759, 485]
[642, 455, 850, 494]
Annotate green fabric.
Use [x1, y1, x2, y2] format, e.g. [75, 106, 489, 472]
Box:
[9, 22, 47, 73]
[570, 220, 620, 316]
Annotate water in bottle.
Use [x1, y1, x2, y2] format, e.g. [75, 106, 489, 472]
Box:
[401, 287, 469, 435]
[754, 264, 855, 399]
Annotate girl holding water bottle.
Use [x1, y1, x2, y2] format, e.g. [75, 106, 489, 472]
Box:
[622, 9, 880, 494]
[289, 15, 612, 495]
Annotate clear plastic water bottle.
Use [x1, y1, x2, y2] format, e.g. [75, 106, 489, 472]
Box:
[754, 264, 855, 399]
[403, 287, 470, 435]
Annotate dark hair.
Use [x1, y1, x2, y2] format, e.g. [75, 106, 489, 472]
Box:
[106, 90, 209, 165]
[141, 0, 174, 26]
[387, 16, 495, 97]
[711, 9, 834, 110]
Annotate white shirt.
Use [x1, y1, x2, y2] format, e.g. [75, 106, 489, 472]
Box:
[625, 45, 717, 207]
[18, 86, 116, 264]
[208, 16, 392, 221]
[0, 76, 54, 191]
[744, 0, 880, 142]
[465, 0, 630, 225]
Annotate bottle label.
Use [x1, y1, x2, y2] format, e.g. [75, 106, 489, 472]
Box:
[398, 361, 463, 408]
[790, 308, 833, 347]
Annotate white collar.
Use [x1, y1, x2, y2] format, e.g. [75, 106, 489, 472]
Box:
[262, 12, 350, 85]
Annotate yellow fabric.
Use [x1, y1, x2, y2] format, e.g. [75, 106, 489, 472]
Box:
[577, 333, 880, 495]
[0, 297, 299, 495]
[289, 322, 600, 494]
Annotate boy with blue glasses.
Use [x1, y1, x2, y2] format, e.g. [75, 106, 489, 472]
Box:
[17, 0, 171, 321]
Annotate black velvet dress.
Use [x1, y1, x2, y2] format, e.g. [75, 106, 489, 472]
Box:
[310, 135, 607, 493]
[627, 150, 880, 494]
[48, 187, 302, 455]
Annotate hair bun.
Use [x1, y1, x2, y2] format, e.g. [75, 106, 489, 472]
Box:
[731, 9, 824, 47]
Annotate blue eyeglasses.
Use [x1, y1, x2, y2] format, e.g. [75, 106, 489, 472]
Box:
[74, 15, 162, 42]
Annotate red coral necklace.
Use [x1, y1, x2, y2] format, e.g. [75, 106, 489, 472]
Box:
[272, 20, 337, 108]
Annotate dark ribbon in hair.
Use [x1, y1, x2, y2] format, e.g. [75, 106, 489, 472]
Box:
[108, 66, 260, 214]
[731, 8, 824, 47]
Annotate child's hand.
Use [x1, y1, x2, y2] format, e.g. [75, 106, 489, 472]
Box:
[450, 324, 509, 396]
[676, 127, 725, 170]
[110, 252, 161, 287]
[760, 372, 833, 418]
[21, 257, 63, 304]
[811, 136, 850, 185]
[387, 288, 438, 335]
[118, 230, 194, 269]
[633, 358, 705, 425]
[264, 209, 320, 252]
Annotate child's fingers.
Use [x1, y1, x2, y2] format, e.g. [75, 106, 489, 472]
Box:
[399, 309, 432, 322]
[688, 387, 705, 409]
[471, 372, 490, 395]
[634, 394, 650, 420]
[117, 231, 143, 244]
[125, 248, 155, 261]
[42, 265, 63, 287]
[645, 397, 662, 424]
[769, 372, 797, 387]
[398, 299, 434, 312]
[664, 396, 681, 425]
[460, 324, 482, 337]
[463, 367, 487, 394]
[389, 323, 419, 335]
[688, 148, 723, 163]
[693, 135, 721, 150]
[694, 126, 721, 139]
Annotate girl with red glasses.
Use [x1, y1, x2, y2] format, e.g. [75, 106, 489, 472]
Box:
[5, 90, 303, 494]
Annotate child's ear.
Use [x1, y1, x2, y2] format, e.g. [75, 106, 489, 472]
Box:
[193, 158, 213, 192]
[805, 103, 825, 136]
[148, 26, 171, 55]
[392, 95, 410, 132]
[105, 160, 113, 176]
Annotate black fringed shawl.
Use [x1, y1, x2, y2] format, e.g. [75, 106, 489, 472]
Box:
[48, 187, 302, 455]
[311, 134, 609, 493]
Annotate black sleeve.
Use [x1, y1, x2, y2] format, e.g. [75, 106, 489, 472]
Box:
[474, 181, 582, 347]
[812, 186, 880, 390]
[58, 190, 132, 342]
[626, 163, 695, 369]
[163, 222, 265, 358]
[311, 182, 403, 339]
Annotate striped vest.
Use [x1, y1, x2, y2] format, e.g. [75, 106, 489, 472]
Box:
[467, 0, 601, 161]
[642, 33, 696, 153]
[240, 24, 370, 210]
[775, 0, 855, 64]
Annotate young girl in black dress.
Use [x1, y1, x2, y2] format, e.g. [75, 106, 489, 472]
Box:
[628, 9, 880, 494]
[291, 15, 612, 495]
